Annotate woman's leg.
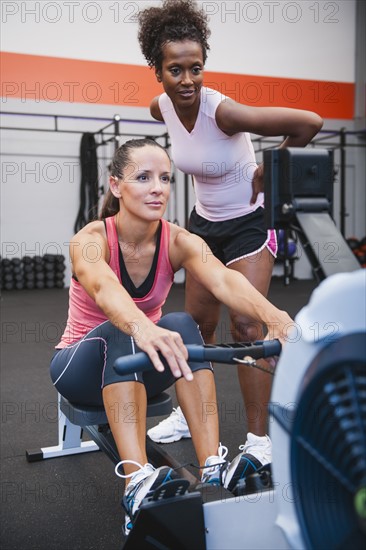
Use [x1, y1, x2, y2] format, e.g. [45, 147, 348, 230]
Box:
[185, 250, 274, 436]
[156, 312, 220, 465]
[175, 370, 219, 466]
[228, 247, 275, 436]
[102, 381, 148, 476]
[50, 322, 150, 476]
[185, 271, 221, 343]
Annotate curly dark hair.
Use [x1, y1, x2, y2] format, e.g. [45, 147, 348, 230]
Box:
[138, 0, 211, 70]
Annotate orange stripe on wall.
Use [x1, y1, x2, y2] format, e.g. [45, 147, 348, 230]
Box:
[204, 72, 354, 119]
[1, 52, 354, 119]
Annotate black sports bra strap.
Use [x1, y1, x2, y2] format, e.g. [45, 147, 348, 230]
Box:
[118, 221, 162, 299]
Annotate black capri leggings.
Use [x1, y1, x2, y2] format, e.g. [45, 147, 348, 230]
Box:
[50, 312, 212, 407]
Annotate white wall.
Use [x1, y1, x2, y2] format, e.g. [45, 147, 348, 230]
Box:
[204, 0, 356, 81]
[2, 1, 356, 81]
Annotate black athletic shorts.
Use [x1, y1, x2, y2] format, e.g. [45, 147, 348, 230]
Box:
[189, 207, 277, 266]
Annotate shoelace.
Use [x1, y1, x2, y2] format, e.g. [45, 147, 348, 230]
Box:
[239, 438, 268, 458]
[115, 459, 155, 483]
[238, 434, 270, 457]
[202, 443, 229, 477]
[217, 443, 229, 462]
[117, 460, 155, 522]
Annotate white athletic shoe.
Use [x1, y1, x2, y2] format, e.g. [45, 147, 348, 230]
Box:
[223, 433, 272, 492]
[116, 460, 178, 536]
[201, 444, 228, 485]
[147, 407, 191, 443]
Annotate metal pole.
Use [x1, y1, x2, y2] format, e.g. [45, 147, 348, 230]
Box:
[340, 128, 346, 236]
[113, 115, 120, 151]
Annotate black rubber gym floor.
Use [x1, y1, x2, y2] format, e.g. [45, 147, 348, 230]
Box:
[1, 277, 317, 550]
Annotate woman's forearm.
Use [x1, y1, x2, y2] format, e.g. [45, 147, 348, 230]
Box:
[94, 278, 151, 338]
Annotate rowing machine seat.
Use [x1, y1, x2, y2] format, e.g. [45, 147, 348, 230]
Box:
[26, 391, 173, 464]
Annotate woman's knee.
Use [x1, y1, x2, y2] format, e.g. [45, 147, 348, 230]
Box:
[158, 312, 203, 344]
[230, 313, 264, 342]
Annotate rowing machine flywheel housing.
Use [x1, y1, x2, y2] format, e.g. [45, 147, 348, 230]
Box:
[270, 270, 366, 549]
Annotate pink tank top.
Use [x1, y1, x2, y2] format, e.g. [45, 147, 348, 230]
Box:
[57, 216, 174, 348]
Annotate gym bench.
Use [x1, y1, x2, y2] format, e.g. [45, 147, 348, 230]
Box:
[25, 391, 197, 484]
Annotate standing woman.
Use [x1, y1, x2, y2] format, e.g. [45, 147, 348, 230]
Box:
[138, 0, 323, 473]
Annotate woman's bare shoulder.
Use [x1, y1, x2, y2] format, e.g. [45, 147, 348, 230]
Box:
[150, 96, 163, 121]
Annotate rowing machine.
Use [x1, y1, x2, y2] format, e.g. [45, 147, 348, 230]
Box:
[115, 270, 366, 550]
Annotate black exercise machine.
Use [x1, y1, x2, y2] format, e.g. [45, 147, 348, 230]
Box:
[264, 148, 360, 281]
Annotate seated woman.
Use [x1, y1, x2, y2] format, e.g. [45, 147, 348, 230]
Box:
[50, 138, 292, 535]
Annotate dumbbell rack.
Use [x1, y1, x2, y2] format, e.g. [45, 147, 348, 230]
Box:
[1, 254, 66, 291]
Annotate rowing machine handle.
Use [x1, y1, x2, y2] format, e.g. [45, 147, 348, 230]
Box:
[113, 339, 281, 376]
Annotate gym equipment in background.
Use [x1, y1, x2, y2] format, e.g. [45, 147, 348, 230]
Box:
[264, 148, 361, 281]
[1, 254, 66, 290]
[73, 132, 100, 233]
